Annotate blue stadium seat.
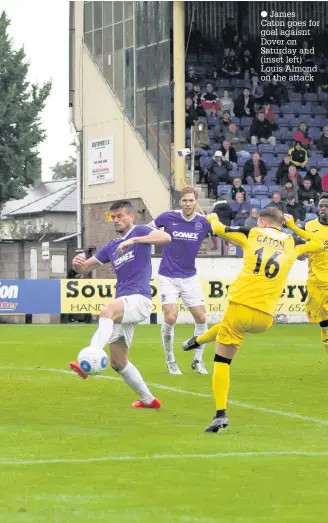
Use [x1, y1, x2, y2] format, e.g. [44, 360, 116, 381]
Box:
[271, 104, 280, 114]
[237, 156, 248, 166]
[289, 92, 302, 102]
[272, 130, 281, 139]
[260, 198, 271, 208]
[320, 118, 328, 126]
[304, 93, 318, 102]
[207, 116, 218, 128]
[243, 184, 251, 194]
[208, 129, 215, 140]
[261, 153, 274, 163]
[194, 66, 206, 77]
[309, 128, 322, 140]
[298, 104, 313, 115]
[252, 184, 269, 197]
[318, 92, 328, 102]
[280, 127, 293, 140]
[240, 117, 253, 127]
[216, 79, 230, 88]
[201, 54, 214, 63]
[250, 197, 261, 209]
[186, 54, 198, 64]
[277, 116, 290, 126]
[275, 144, 289, 154]
[200, 157, 213, 174]
[217, 184, 230, 196]
[306, 118, 322, 128]
[314, 106, 327, 115]
[211, 142, 221, 151]
[307, 157, 320, 168]
[319, 158, 328, 167]
[245, 144, 258, 152]
[270, 157, 282, 166]
[305, 213, 318, 222]
[268, 185, 281, 195]
[230, 116, 240, 124]
[258, 144, 275, 153]
[320, 168, 327, 177]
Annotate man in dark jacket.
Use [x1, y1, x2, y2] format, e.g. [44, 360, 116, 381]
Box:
[317, 126, 328, 158]
[234, 87, 255, 118]
[306, 167, 322, 193]
[298, 178, 319, 205]
[185, 97, 206, 128]
[277, 155, 292, 184]
[243, 152, 267, 184]
[207, 151, 230, 197]
[220, 140, 237, 168]
[286, 197, 306, 221]
[265, 192, 287, 213]
[250, 112, 275, 145]
[230, 192, 251, 225]
[227, 177, 247, 201]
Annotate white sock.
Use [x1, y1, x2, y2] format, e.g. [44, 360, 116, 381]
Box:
[118, 361, 154, 404]
[194, 323, 208, 361]
[90, 317, 114, 350]
[161, 322, 175, 363]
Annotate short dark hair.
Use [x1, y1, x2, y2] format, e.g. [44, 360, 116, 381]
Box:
[319, 193, 328, 201]
[109, 200, 134, 212]
[259, 207, 284, 225]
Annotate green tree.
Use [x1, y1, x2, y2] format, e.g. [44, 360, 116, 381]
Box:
[51, 156, 76, 180]
[0, 11, 51, 207]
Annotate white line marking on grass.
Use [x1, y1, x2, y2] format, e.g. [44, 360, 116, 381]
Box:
[1, 451, 328, 466]
[1, 366, 328, 427]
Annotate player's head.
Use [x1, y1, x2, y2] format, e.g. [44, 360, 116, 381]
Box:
[179, 187, 198, 217]
[109, 200, 135, 233]
[258, 207, 284, 229]
[318, 193, 328, 224]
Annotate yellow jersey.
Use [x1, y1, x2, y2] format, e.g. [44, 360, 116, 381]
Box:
[305, 218, 328, 287]
[209, 218, 323, 316]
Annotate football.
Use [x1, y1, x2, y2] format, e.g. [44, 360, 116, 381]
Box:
[77, 347, 108, 375]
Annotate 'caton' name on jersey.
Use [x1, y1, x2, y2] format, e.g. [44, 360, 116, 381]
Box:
[172, 231, 199, 240]
[113, 251, 135, 267]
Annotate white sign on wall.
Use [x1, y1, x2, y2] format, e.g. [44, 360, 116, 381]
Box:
[41, 242, 50, 260]
[88, 137, 114, 185]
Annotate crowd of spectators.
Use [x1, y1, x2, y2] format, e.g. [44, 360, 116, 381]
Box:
[185, 21, 328, 234]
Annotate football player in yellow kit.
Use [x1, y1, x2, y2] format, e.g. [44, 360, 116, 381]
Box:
[182, 207, 323, 433]
[304, 194, 328, 352]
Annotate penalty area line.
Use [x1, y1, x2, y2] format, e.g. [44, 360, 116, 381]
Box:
[1, 366, 328, 427]
[1, 451, 328, 466]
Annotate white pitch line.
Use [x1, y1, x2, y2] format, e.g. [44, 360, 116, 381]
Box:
[1, 366, 328, 427]
[1, 451, 328, 466]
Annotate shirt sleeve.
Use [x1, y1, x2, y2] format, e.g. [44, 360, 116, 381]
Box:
[94, 243, 111, 265]
[210, 219, 250, 248]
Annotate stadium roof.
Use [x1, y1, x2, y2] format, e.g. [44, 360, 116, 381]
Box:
[1, 180, 77, 218]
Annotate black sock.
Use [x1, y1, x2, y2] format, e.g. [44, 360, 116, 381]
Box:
[216, 409, 226, 418]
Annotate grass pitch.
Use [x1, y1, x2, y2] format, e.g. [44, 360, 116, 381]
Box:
[0, 324, 327, 522]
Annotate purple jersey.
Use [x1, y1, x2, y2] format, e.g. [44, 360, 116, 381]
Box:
[94, 225, 153, 299]
[154, 210, 211, 278]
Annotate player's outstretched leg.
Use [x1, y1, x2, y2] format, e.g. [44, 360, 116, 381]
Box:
[183, 323, 221, 351]
[191, 323, 208, 374]
[205, 352, 232, 433]
[320, 320, 328, 352]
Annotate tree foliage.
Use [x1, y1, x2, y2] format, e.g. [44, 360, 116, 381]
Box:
[51, 156, 76, 180]
[0, 12, 51, 207]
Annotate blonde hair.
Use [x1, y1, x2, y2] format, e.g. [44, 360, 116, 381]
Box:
[180, 186, 198, 199]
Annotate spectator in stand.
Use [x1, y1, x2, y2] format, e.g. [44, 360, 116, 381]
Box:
[266, 192, 287, 213]
[240, 49, 254, 80]
[200, 82, 220, 116]
[186, 22, 207, 54]
[285, 164, 301, 186]
[218, 89, 235, 116]
[220, 140, 237, 170]
[185, 97, 206, 128]
[244, 208, 259, 228]
[250, 75, 264, 103]
[281, 180, 299, 202]
[235, 87, 255, 118]
[214, 111, 231, 139]
[259, 101, 276, 125]
[227, 177, 247, 201]
[230, 192, 251, 225]
[263, 78, 288, 105]
[222, 18, 238, 53]
[298, 177, 319, 206]
[224, 123, 249, 156]
[212, 198, 235, 226]
[286, 196, 306, 222]
[317, 126, 328, 158]
[250, 112, 276, 145]
[288, 142, 308, 170]
[207, 151, 230, 196]
[276, 155, 292, 184]
[253, 173, 264, 185]
[194, 120, 210, 157]
[243, 152, 267, 185]
[185, 66, 199, 92]
[221, 49, 241, 78]
[294, 122, 312, 150]
[306, 167, 322, 193]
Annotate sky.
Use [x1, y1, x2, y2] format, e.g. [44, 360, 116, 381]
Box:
[2, 0, 73, 181]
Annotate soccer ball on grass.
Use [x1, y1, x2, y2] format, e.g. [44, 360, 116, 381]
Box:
[77, 347, 108, 375]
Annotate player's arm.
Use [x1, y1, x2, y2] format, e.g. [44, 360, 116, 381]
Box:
[117, 225, 171, 253]
[72, 254, 101, 275]
[284, 215, 324, 256]
[207, 214, 249, 248]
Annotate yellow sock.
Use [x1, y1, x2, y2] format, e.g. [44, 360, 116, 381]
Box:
[196, 323, 220, 345]
[212, 362, 230, 411]
[320, 327, 328, 353]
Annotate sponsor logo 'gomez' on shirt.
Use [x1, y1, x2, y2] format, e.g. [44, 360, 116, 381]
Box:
[172, 231, 199, 240]
[113, 251, 135, 268]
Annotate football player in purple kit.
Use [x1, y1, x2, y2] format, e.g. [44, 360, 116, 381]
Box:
[69, 200, 171, 409]
[150, 187, 212, 375]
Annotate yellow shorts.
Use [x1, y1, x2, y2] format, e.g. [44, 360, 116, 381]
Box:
[216, 302, 273, 348]
[305, 285, 328, 324]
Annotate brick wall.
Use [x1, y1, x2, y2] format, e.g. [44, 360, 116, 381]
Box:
[83, 198, 152, 278]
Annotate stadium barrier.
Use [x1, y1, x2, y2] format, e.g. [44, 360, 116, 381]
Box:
[0, 279, 309, 317]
